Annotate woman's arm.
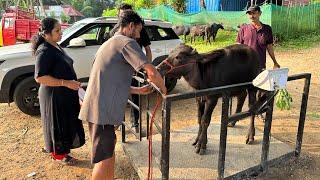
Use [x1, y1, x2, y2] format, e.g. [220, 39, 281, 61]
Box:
[35, 75, 81, 90]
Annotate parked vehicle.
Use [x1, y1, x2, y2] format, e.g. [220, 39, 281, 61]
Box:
[0, 17, 182, 116]
[1, 7, 40, 46]
[0, 7, 69, 46]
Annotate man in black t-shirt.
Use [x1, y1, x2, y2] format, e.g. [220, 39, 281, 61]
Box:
[110, 3, 152, 129]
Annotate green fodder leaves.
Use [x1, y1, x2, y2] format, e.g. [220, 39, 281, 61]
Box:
[275, 89, 293, 110]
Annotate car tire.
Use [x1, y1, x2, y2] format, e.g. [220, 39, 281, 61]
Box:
[13, 77, 40, 116]
[152, 56, 177, 93]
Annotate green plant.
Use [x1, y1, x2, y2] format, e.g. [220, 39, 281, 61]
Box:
[275, 89, 293, 110]
[169, 0, 186, 13]
[60, 12, 71, 23]
[49, 11, 56, 18]
[102, 8, 117, 17]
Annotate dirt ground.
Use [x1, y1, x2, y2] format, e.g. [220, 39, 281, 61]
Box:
[0, 45, 319, 180]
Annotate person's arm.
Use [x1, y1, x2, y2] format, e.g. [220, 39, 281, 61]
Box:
[130, 84, 153, 95]
[36, 76, 80, 90]
[267, 44, 280, 69]
[142, 64, 167, 95]
[144, 45, 152, 62]
[236, 26, 243, 44]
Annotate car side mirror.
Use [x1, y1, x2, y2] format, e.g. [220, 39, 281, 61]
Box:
[67, 37, 86, 48]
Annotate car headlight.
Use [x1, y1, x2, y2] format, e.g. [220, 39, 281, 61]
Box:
[0, 60, 5, 65]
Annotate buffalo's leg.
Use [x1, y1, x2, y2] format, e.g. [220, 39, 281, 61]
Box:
[228, 91, 247, 127]
[193, 97, 205, 146]
[246, 90, 257, 144]
[196, 97, 218, 155]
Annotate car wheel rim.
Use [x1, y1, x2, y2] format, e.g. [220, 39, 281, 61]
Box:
[23, 86, 39, 109]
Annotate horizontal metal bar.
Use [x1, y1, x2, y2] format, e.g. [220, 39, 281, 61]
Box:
[164, 73, 311, 102]
[287, 73, 311, 81]
[127, 99, 140, 111]
[165, 82, 252, 101]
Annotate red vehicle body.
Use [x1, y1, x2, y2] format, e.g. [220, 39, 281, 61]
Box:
[1, 7, 69, 46]
[1, 8, 40, 46]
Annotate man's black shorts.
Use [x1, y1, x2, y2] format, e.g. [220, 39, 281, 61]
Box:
[88, 122, 116, 164]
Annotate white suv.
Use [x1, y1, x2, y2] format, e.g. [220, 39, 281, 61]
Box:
[0, 17, 182, 116]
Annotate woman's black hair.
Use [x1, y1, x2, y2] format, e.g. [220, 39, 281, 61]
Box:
[31, 17, 59, 55]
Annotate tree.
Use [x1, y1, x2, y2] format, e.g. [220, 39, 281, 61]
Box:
[169, 0, 186, 13]
[60, 11, 70, 23]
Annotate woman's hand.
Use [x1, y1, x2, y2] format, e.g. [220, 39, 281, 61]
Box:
[63, 80, 81, 90]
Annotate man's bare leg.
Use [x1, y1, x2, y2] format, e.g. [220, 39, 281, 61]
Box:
[91, 154, 115, 180]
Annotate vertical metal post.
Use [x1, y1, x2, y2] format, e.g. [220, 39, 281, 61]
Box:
[295, 75, 311, 156]
[218, 94, 229, 180]
[261, 92, 275, 172]
[139, 81, 142, 141]
[122, 117, 126, 143]
[161, 99, 171, 180]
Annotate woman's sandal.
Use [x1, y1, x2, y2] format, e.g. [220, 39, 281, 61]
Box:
[52, 155, 78, 166]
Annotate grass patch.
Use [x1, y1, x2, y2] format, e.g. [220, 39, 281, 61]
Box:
[180, 30, 320, 53]
[180, 30, 238, 53]
[308, 112, 320, 120]
[275, 31, 320, 51]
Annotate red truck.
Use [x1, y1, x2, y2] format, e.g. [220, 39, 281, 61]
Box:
[1, 7, 40, 46]
[1, 7, 69, 46]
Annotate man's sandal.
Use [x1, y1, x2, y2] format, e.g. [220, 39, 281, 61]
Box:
[52, 155, 78, 166]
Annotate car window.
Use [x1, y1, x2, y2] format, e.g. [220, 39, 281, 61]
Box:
[79, 27, 99, 41]
[4, 18, 14, 28]
[145, 26, 179, 41]
[72, 24, 113, 46]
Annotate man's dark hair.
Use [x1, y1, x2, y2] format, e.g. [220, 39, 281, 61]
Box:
[118, 10, 143, 27]
[119, 3, 133, 11]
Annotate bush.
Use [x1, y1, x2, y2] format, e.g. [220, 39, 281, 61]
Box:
[102, 8, 117, 17]
[60, 12, 71, 23]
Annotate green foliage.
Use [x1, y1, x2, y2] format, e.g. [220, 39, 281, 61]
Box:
[63, 0, 115, 17]
[60, 12, 71, 23]
[143, 0, 155, 8]
[169, 0, 186, 13]
[81, 5, 94, 17]
[49, 11, 56, 18]
[275, 89, 293, 110]
[115, 0, 151, 10]
[102, 8, 117, 17]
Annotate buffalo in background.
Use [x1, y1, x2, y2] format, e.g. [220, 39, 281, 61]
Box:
[205, 23, 224, 45]
[172, 25, 191, 42]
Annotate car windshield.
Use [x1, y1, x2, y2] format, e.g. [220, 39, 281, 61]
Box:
[62, 22, 86, 38]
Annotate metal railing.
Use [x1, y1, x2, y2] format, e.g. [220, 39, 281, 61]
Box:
[153, 73, 311, 180]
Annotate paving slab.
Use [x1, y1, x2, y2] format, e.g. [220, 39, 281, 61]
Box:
[122, 122, 293, 179]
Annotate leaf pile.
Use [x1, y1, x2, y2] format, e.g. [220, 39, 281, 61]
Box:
[275, 89, 293, 110]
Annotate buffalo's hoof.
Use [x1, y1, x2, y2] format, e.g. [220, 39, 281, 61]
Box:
[246, 138, 255, 144]
[199, 149, 206, 155]
[192, 139, 198, 146]
[227, 122, 236, 127]
[195, 146, 200, 154]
